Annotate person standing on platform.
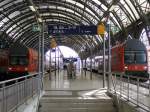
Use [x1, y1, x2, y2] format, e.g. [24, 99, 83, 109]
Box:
[67, 62, 76, 79]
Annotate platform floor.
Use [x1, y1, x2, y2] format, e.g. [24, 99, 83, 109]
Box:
[43, 70, 150, 111]
[41, 70, 116, 112]
[44, 70, 103, 91]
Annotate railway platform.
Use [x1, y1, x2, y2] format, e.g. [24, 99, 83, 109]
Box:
[0, 70, 150, 112]
[0, 0, 149, 112]
[40, 70, 150, 112]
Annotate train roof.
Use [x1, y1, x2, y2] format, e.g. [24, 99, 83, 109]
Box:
[124, 39, 146, 51]
[112, 39, 146, 51]
[9, 43, 28, 56]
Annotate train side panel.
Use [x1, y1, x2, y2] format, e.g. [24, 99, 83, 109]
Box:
[0, 50, 9, 76]
[28, 49, 38, 73]
[147, 47, 150, 72]
[111, 46, 124, 72]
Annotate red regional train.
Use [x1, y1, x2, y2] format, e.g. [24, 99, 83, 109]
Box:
[85, 39, 149, 80]
[0, 43, 38, 80]
[111, 39, 149, 79]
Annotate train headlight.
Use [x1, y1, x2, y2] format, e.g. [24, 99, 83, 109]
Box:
[124, 66, 128, 70]
[8, 67, 12, 70]
[144, 66, 147, 70]
[25, 67, 28, 71]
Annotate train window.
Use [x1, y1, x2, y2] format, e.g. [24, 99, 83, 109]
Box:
[124, 51, 146, 64]
[19, 57, 28, 65]
[124, 51, 134, 64]
[10, 56, 28, 65]
[10, 57, 18, 65]
[135, 51, 146, 64]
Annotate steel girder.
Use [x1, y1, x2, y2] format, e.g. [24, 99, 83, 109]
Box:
[0, 0, 149, 58]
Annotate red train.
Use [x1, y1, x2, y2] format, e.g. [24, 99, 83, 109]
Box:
[0, 43, 38, 80]
[0, 49, 9, 80]
[111, 39, 149, 79]
[85, 39, 149, 80]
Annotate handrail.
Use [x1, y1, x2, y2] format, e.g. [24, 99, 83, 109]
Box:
[0, 73, 38, 85]
[0, 73, 41, 112]
[110, 73, 150, 112]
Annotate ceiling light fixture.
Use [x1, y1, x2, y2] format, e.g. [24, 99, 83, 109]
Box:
[29, 6, 36, 12]
[38, 18, 42, 23]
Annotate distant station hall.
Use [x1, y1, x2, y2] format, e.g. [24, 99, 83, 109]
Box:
[0, 0, 150, 112]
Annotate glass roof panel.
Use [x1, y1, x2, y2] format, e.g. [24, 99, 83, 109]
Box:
[92, 0, 101, 5]
[85, 7, 99, 20]
[87, 1, 104, 17]
[125, 0, 140, 19]
[49, 5, 56, 9]
[0, 0, 11, 6]
[76, 2, 84, 9]
[2, 2, 13, 9]
[140, 28, 149, 46]
[66, 0, 76, 5]
[120, 0, 136, 20]
[43, 13, 50, 16]
[75, 12, 82, 17]
[8, 11, 20, 19]
[6, 27, 13, 34]
[66, 8, 74, 13]
[96, 35, 102, 42]
[114, 5, 131, 27]
[0, 21, 4, 28]
[57, 6, 66, 10]
[106, 0, 113, 4]
[137, 0, 150, 14]
[14, 0, 23, 4]
[2, 17, 9, 23]
[12, 32, 20, 38]
[110, 13, 121, 34]
[101, 4, 108, 11]
[0, 17, 9, 28]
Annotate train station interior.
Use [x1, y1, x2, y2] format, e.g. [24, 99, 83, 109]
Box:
[0, 0, 150, 112]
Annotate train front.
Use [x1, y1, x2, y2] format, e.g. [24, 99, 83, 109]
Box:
[124, 39, 149, 79]
[7, 44, 29, 78]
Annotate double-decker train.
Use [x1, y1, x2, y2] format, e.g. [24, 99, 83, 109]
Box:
[0, 43, 38, 80]
[85, 39, 149, 80]
[111, 39, 149, 79]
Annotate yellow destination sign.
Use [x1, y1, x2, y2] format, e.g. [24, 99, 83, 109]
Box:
[97, 23, 105, 35]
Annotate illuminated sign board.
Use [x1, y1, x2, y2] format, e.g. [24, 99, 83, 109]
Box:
[48, 25, 98, 35]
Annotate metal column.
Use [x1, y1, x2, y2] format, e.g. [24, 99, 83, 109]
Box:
[103, 35, 106, 88]
[38, 30, 41, 79]
[49, 49, 52, 80]
[90, 48, 93, 80]
[41, 22, 45, 89]
[84, 59, 87, 76]
[90, 57, 92, 80]
[58, 47, 59, 72]
[81, 60, 83, 75]
[55, 47, 57, 76]
[41, 22, 44, 76]
[107, 22, 111, 90]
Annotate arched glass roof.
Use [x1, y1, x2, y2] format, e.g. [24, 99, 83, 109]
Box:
[0, 0, 149, 58]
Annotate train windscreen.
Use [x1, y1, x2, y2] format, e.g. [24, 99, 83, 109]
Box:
[124, 51, 146, 64]
[10, 56, 28, 65]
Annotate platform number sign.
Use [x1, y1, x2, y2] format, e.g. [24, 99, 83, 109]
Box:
[32, 24, 41, 32]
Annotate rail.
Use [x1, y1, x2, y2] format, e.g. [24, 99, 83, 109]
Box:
[109, 73, 150, 111]
[0, 73, 41, 112]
